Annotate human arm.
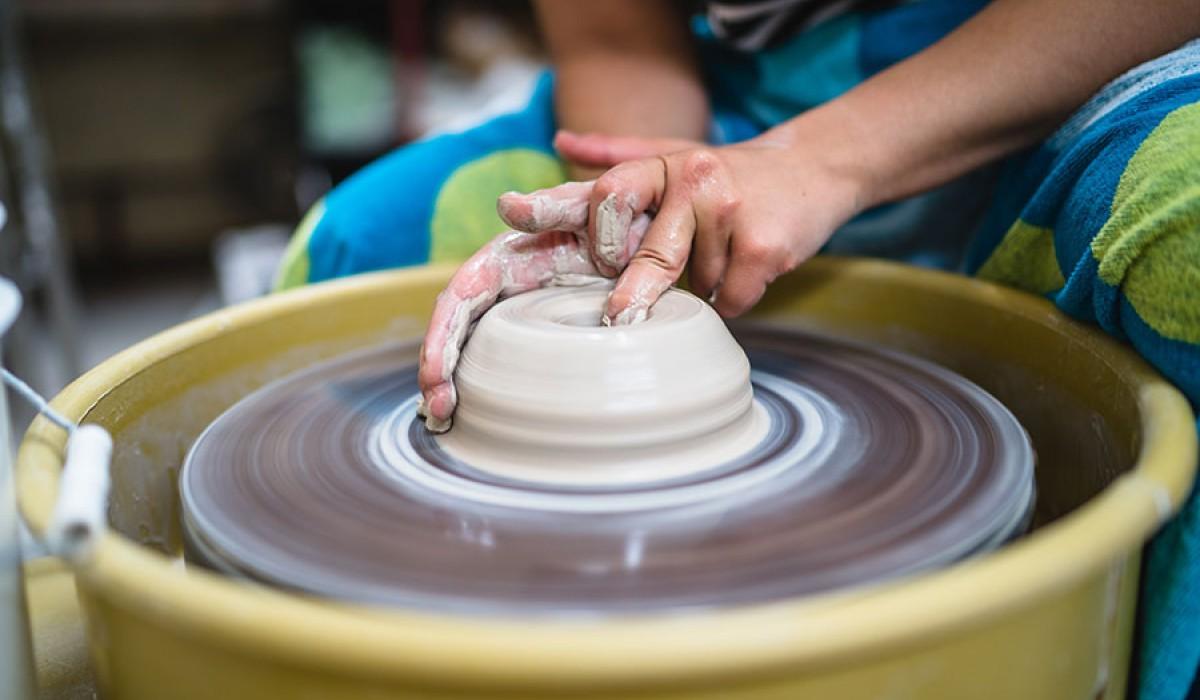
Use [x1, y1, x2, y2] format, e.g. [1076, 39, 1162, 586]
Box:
[813, 0, 1200, 204]
[569, 0, 1200, 319]
[534, 0, 708, 178]
[418, 0, 1200, 429]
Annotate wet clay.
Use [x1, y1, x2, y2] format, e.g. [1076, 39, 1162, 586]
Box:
[180, 295, 1036, 614]
[436, 286, 768, 486]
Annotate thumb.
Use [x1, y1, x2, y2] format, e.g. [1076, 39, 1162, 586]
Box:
[555, 130, 697, 169]
[603, 190, 696, 326]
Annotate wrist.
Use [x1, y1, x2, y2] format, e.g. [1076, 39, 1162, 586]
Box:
[756, 101, 889, 218]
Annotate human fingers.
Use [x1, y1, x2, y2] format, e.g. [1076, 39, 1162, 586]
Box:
[554, 130, 698, 169]
[418, 230, 595, 431]
[497, 180, 592, 233]
[587, 158, 667, 276]
[603, 187, 695, 326]
[680, 151, 740, 300]
[710, 235, 781, 318]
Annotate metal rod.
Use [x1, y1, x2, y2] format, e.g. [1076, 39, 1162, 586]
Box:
[1, 368, 73, 434]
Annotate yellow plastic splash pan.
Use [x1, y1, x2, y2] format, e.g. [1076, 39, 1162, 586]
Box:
[17, 258, 1197, 699]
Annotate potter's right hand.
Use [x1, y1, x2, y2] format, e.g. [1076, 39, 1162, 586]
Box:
[417, 181, 650, 432]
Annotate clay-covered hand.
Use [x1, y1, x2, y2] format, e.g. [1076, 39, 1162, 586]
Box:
[556, 132, 866, 324]
[417, 181, 650, 432]
[419, 129, 865, 432]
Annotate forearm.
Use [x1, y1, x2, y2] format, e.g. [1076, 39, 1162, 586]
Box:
[554, 55, 709, 145]
[770, 0, 1200, 209]
[535, 0, 708, 178]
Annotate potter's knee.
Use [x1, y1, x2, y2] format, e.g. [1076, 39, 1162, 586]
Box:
[275, 199, 326, 290]
[1091, 105, 1200, 352]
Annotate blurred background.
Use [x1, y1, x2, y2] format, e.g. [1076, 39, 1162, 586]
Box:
[0, 0, 546, 424]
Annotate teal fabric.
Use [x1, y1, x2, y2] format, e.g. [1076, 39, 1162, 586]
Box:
[695, 12, 867, 127]
[697, 0, 989, 130]
[857, 0, 991, 76]
[967, 39, 1200, 700]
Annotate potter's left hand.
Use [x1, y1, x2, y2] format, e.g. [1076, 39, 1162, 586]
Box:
[550, 130, 866, 323]
[417, 181, 652, 432]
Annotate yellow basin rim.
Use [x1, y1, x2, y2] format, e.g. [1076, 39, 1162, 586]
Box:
[16, 260, 1198, 691]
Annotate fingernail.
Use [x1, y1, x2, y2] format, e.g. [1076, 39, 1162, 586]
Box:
[417, 395, 452, 432]
[424, 414, 452, 433]
[498, 191, 526, 206]
[612, 306, 648, 326]
[427, 387, 457, 433]
[497, 192, 533, 230]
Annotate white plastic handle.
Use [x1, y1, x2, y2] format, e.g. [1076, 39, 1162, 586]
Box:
[46, 424, 112, 562]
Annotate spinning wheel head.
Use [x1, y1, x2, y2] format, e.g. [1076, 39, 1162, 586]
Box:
[181, 288, 1035, 615]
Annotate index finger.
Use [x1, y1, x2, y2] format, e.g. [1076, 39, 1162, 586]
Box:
[497, 180, 592, 233]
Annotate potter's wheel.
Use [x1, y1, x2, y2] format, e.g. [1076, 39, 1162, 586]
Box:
[181, 287, 1035, 614]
